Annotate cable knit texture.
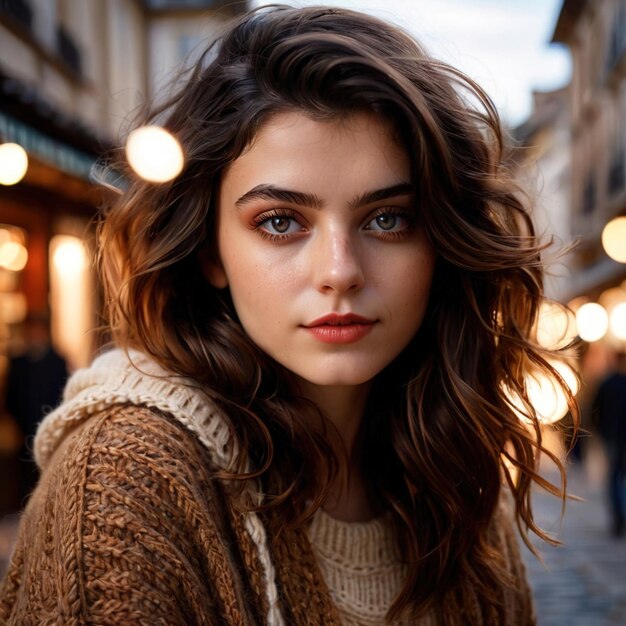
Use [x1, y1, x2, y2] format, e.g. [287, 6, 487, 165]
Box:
[0, 349, 536, 625]
[308, 509, 416, 625]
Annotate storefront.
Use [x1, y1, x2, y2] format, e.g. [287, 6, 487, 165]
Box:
[0, 83, 110, 513]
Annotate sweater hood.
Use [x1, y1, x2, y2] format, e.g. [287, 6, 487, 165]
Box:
[34, 348, 238, 471]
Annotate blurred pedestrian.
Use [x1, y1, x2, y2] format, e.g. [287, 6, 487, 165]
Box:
[592, 351, 626, 537]
[5, 314, 68, 505]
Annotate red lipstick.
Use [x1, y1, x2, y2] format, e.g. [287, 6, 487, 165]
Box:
[303, 313, 376, 344]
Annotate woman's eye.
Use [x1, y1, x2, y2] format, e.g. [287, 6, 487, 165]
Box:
[366, 212, 408, 232]
[259, 215, 302, 235]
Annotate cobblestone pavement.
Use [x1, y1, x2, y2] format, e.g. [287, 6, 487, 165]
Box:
[524, 448, 626, 626]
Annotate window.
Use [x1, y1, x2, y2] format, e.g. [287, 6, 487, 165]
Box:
[56, 23, 81, 75]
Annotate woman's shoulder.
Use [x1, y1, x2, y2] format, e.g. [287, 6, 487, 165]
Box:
[0, 405, 253, 625]
[44, 403, 217, 487]
[35, 403, 231, 549]
[28, 403, 229, 553]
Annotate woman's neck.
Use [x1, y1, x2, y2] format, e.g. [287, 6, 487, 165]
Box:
[297, 380, 378, 521]
[297, 381, 370, 453]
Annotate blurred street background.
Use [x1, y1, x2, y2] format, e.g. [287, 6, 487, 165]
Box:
[522, 433, 626, 625]
[1, 1, 626, 624]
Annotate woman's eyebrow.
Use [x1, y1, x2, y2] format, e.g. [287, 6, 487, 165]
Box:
[348, 183, 414, 208]
[235, 184, 323, 209]
[235, 183, 413, 209]
[234, 182, 414, 210]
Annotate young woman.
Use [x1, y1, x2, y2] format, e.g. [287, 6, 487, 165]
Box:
[0, 6, 575, 625]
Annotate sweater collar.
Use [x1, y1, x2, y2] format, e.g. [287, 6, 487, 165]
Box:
[34, 348, 238, 471]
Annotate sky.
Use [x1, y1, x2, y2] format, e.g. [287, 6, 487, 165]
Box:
[251, 0, 571, 128]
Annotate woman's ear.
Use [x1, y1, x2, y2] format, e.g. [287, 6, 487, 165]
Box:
[198, 245, 228, 289]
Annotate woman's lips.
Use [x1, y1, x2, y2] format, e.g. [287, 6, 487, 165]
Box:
[303, 313, 376, 344]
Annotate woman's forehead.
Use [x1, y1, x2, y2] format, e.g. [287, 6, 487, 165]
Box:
[219, 110, 411, 203]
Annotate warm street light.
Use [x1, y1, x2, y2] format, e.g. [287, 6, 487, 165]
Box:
[504, 359, 579, 425]
[49, 235, 92, 369]
[52, 236, 87, 274]
[576, 302, 609, 342]
[125, 125, 184, 183]
[601, 216, 626, 263]
[599, 285, 626, 311]
[0, 240, 28, 271]
[0, 142, 28, 185]
[536, 301, 576, 349]
[610, 302, 626, 341]
[525, 360, 578, 424]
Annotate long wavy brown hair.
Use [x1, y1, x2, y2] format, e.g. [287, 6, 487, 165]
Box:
[98, 5, 577, 622]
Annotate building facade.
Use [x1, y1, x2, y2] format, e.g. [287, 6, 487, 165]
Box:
[514, 86, 573, 301]
[551, 0, 626, 301]
[516, 0, 626, 323]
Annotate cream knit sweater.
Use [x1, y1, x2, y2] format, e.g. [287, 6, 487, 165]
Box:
[309, 509, 418, 625]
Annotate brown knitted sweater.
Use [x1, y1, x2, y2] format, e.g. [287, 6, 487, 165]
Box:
[0, 350, 536, 625]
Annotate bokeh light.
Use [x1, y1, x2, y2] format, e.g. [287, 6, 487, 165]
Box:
[125, 125, 184, 183]
[536, 302, 576, 349]
[0, 291, 27, 324]
[599, 286, 626, 311]
[610, 302, 626, 341]
[0, 143, 28, 185]
[576, 302, 609, 342]
[505, 359, 579, 425]
[49, 235, 93, 369]
[525, 360, 579, 424]
[601, 216, 626, 263]
[0, 240, 28, 271]
[52, 237, 87, 274]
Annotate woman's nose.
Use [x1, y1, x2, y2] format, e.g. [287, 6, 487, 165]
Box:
[312, 229, 365, 294]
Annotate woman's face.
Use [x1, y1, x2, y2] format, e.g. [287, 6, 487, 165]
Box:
[207, 110, 435, 389]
